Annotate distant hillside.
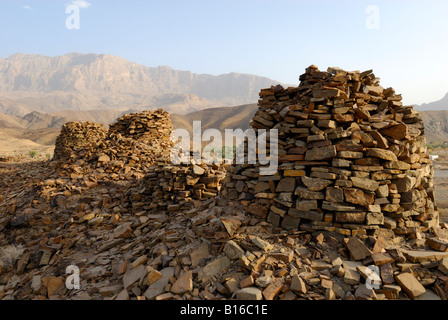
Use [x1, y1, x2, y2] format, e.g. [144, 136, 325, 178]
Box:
[416, 93, 448, 112]
[171, 104, 258, 133]
[0, 112, 26, 129]
[0, 53, 288, 116]
[421, 110, 448, 144]
[0, 128, 55, 157]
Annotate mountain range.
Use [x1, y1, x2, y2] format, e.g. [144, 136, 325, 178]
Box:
[0, 53, 288, 116]
[416, 93, 448, 112]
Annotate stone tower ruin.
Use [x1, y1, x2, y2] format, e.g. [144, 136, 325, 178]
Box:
[222, 65, 437, 238]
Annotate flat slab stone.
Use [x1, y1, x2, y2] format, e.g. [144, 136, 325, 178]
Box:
[350, 177, 380, 192]
[305, 145, 337, 161]
[366, 148, 398, 161]
[144, 267, 175, 300]
[403, 250, 448, 263]
[301, 176, 333, 192]
[347, 236, 372, 261]
[395, 273, 426, 299]
[236, 287, 263, 300]
[198, 256, 231, 283]
[343, 260, 362, 285]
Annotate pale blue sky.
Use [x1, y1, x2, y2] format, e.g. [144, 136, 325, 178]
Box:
[1, 0, 448, 105]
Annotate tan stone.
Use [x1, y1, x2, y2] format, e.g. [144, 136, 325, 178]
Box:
[346, 237, 372, 261]
[190, 242, 210, 267]
[290, 275, 307, 294]
[198, 257, 231, 283]
[236, 287, 263, 300]
[171, 271, 193, 294]
[42, 276, 65, 297]
[395, 273, 426, 299]
[262, 278, 284, 300]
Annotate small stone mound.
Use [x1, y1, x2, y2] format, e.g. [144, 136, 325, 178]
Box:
[107, 110, 174, 163]
[58, 134, 170, 182]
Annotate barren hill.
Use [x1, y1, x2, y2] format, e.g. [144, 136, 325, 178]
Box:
[0, 112, 26, 129]
[170, 103, 258, 133]
[420, 110, 448, 144]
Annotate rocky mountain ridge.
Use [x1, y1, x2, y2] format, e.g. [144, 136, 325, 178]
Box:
[0, 53, 287, 116]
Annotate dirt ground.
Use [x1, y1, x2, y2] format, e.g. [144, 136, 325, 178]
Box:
[0, 131, 54, 160]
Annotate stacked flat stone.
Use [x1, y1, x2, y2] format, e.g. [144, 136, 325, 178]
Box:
[53, 122, 108, 161]
[221, 65, 438, 238]
[130, 162, 227, 213]
[108, 109, 174, 161]
[53, 110, 175, 181]
[110, 108, 172, 139]
[58, 135, 171, 182]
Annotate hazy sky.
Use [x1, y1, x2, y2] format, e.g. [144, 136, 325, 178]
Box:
[1, 0, 448, 105]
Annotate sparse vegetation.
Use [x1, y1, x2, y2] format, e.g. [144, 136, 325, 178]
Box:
[201, 145, 237, 161]
[222, 145, 237, 160]
[427, 142, 448, 150]
[29, 150, 38, 158]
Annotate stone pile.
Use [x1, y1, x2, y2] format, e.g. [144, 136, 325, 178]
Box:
[56, 134, 168, 183]
[49, 110, 175, 196]
[109, 109, 174, 157]
[48, 110, 227, 210]
[222, 65, 438, 239]
[130, 163, 227, 214]
[53, 122, 108, 161]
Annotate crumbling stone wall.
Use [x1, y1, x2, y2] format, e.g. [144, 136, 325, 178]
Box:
[107, 109, 175, 163]
[53, 121, 108, 161]
[221, 65, 438, 238]
[131, 163, 227, 213]
[52, 110, 227, 209]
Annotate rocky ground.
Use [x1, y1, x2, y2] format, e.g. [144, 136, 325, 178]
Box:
[1, 158, 448, 301]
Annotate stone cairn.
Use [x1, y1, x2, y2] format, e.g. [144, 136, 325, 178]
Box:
[51, 110, 227, 207]
[109, 109, 173, 139]
[52, 111, 172, 180]
[53, 122, 108, 161]
[109, 109, 174, 160]
[222, 65, 437, 238]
